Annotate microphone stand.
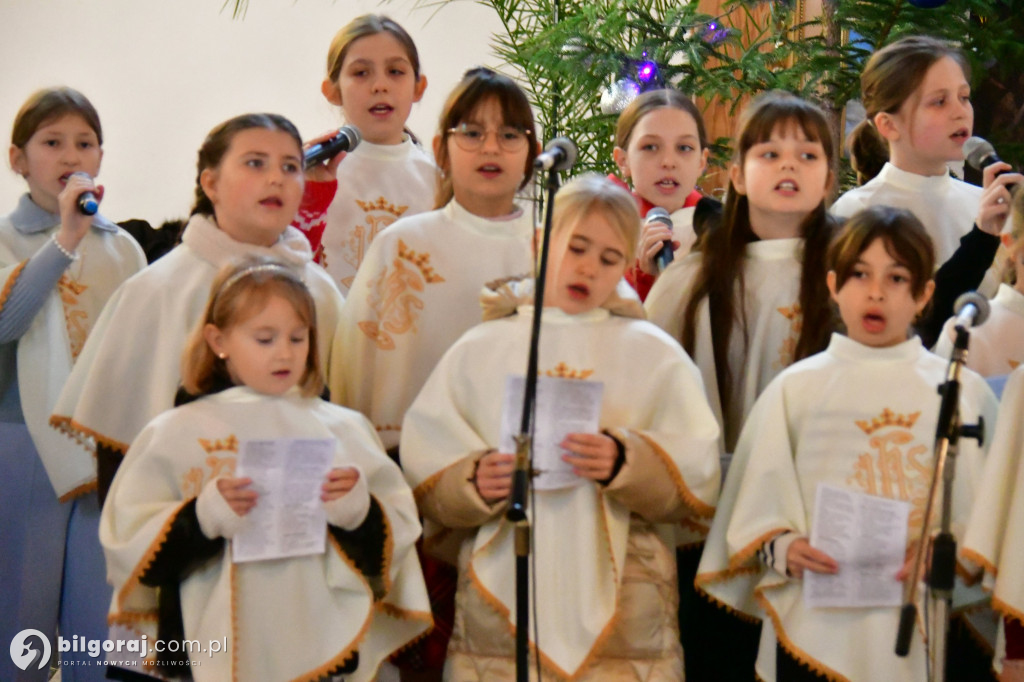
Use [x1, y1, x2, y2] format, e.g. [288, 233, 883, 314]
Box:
[895, 325, 984, 680]
[507, 164, 561, 682]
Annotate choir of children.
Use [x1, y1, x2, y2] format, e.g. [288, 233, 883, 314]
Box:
[2, 21, 1020, 681]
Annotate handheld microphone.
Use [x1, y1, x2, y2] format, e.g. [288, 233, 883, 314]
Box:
[70, 172, 98, 216]
[964, 136, 1017, 192]
[953, 291, 990, 331]
[534, 137, 578, 172]
[646, 207, 674, 272]
[303, 125, 361, 169]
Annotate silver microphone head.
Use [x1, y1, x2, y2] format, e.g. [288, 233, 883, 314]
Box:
[963, 136, 996, 171]
[339, 124, 361, 151]
[646, 207, 671, 224]
[954, 291, 991, 328]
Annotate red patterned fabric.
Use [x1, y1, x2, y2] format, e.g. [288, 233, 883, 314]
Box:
[606, 174, 702, 302]
[291, 180, 337, 264]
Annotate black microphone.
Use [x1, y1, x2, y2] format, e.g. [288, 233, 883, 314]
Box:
[70, 172, 98, 216]
[534, 137, 578, 172]
[953, 291, 990, 331]
[964, 136, 1017, 191]
[303, 125, 361, 169]
[646, 207, 674, 273]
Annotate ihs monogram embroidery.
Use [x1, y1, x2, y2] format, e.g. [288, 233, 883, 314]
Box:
[848, 408, 929, 530]
[773, 303, 802, 371]
[182, 435, 239, 498]
[340, 197, 409, 290]
[544, 362, 594, 380]
[57, 274, 89, 360]
[358, 239, 445, 350]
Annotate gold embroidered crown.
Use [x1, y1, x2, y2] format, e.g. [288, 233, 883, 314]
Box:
[397, 239, 445, 283]
[198, 434, 239, 454]
[543, 362, 594, 380]
[855, 408, 920, 435]
[357, 196, 408, 217]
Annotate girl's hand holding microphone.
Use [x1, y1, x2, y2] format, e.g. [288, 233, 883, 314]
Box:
[302, 125, 361, 183]
[56, 172, 102, 254]
[976, 161, 1022, 236]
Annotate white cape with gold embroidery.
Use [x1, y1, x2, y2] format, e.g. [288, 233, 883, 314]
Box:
[330, 200, 533, 450]
[934, 284, 1024, 376]
[696, 334, 997, 682]
[51, 214, 343, 455]
[100, 387, 430, 682]
[0, 213, 145, 498]
[963, 366, 1024, 651]
[401, 306, 720, 677]
[321, 137, 436, 294]
[645, 238, 804, 453]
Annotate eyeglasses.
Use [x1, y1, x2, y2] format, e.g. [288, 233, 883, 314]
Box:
[447, 123, 531, 152]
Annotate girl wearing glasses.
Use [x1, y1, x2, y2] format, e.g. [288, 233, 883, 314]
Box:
[328, 66, 538, 679]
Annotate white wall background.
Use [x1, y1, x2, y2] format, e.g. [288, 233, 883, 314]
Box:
[0, 0, 503, 224]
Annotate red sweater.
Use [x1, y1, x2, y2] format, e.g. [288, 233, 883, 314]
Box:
[606, 174, 702, 301]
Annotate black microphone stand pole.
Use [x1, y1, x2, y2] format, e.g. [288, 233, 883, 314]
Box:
[507, 164, 561, 682]
[895, 325, 984, 680]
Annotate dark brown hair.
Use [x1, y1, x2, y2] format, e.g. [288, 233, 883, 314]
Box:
[854, 35, 970, 161]
[190, 113, 302, 217]
[181, 256, 323, 397]
[847, 118, 889, 185]
[11, 87, 102, 148]
[680, 91, 837, 419]
[828, 205, 935, 300]
[615, 88, 708, 151]
[433, 67, 538, 209]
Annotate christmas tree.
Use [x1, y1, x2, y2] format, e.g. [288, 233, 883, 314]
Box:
[409, 0, 1023, 186]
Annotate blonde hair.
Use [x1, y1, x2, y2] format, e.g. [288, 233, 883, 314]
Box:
[325, 14, 420, 84]
[181, 257, 323, 397]
[552, 174, 640, 263]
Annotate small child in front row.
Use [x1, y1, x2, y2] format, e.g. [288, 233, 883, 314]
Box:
[610, 89, 713, 300]
[400, 174, 721, 680]
[935, 187, 1024, 376]
[697, 206, 998, 681]
[100, 258, 429, 682]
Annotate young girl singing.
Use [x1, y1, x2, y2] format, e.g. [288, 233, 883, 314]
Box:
[697, 205, 998, 681]
[401, 174, 720, 680]
[610, 89, 713, 300]
[0, 87, 146, 682]
[52, 113, 344, 503]
[100, 258, 429, 682]
[294, 14, 434, 294]
[646, 91, 838, 455]
[934, 187, 1024, 375]
[832, 36, 1014, 269]
[330, 66, 538, 455]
